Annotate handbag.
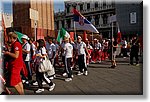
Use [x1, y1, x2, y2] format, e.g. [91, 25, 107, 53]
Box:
[38, 56, 53, 73]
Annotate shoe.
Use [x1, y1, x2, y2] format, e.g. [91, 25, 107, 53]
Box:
[62, 73, 67, 76]
[129, 63, 133, 65]
[65, 78, 72, 82]
[136, 64, 140, 66]
[22, 80, 26, 83]
[70, 66, 73, 70]
[84, 71, 88, 76]
[71, 75, 74, 78]
[77, 71, 83, 75]
[91, 61, 95, 63]
[123, 57, 126, 58]
[35, 88, 44, 93]
[25, 81, 29, 84]
[111, 65, 115, 68]
[33, 81, 38, 86]
[49, 83, 55, 91]
[98, 61, 101, 63]
[49, 76, 54, 80]
[42, 81, 46, 85]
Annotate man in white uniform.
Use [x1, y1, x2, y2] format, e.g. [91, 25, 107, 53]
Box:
[63, 37, 73, 82]
[76, 36, 90, 76]
[46, 38, 56, 65]
[22, 35, 32, 84]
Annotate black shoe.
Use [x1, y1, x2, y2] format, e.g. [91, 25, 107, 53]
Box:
[129, 63, 133, 65]
[111, 65, 116, 68]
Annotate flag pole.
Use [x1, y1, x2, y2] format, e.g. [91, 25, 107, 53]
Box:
[74, 21, 77, 42]
[92, 32, 93, 41]
[111, 22, 113, 61]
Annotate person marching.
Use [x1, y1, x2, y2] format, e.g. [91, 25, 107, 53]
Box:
[63, 37, 73, 82]
[130, 36, 140, 66]
[92, 38, 102, 63]
[3, 32, 24, 95]
[85, 38, 93, 65]
[109, 38, 118, 68]
[34, 39, 55, 93]
[76, 36, 90, 76]
[22, 35, 32, 84]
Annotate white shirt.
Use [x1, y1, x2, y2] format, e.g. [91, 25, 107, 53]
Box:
[55, 43, 59, 51]
[35, 47, 47, 62]
[122, 40, 127, 48]
[94, 42, 101, 50]
[76, 41, 86, 55]
[36, 47, 47, 55]
[64, 43, 73, 58]
[87, 44, 93, 50]
[46, 43, 56, 59]
[31, 43, 36, 56]
[22, 42, 31, 61]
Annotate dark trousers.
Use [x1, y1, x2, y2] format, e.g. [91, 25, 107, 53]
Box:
[130, 51, 139, 64]
[36, 70, 53, 89]
[122, 48, 128, 57]
[78, 55, 87, 73]
[62, 56, 66, 73]
[24, 61, 32, 80]
[65, 57, 72, 78]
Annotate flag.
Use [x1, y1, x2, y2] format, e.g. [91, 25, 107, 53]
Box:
[2, 14, 8, 44]
[117, 27, 122, 43]
[70, 32, 74, 41]
[83, 31, 87, 41]
[72, 8, 99, 33]
[56, 28, 70, 44]
[14, 31, 25, 43]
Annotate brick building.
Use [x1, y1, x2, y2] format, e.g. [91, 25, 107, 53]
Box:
[13, 0, 55, 40]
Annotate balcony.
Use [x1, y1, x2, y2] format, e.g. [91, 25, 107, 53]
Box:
[65, 4, 115, 16]
[95, 22, 117, 29]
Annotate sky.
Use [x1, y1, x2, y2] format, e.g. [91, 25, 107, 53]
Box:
[2, 0, 65, 14]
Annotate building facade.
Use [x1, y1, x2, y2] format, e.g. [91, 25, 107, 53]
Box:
[55, 0, 143, 40]
[13, 0, 55, 40]
[54, 0, 116, 40]
[116, 2, 143, 37]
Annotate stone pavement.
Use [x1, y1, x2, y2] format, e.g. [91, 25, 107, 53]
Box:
[8, 57, 143, 95]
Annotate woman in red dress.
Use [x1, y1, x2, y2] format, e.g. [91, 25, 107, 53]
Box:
[4, 32, 24, 95]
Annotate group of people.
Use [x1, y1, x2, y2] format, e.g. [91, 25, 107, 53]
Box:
[2, 31, 141, 95]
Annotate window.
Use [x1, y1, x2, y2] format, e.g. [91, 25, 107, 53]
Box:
[103, 14, 108, 24]
[95, 2, 98, 8]
[87, 16, 91, 22]
[62, 20, 64, 28]
[103, 1, 106, 7]
[87, 3, 90, 9]
[66, 19, 71, 29]
[80, 4, 83, 11]
[56, 21, 59, 29]
[66, 6, 70, 13]
[95, 15, 99, 25]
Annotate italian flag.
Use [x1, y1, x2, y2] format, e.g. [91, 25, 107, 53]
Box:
[14, 31, 25, 43]
[57, 28, 70, 44]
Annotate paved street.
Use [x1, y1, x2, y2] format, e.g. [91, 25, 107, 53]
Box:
[8, 57, 143, 95]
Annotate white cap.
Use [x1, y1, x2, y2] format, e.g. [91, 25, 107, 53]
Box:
[86, 38, 88, 41]
[22, 35, 29, 40]
[77, 36, 82, 39]
[94, 38, 97, 41]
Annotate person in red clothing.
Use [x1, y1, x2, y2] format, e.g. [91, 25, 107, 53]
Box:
[3, 32, 24, 95]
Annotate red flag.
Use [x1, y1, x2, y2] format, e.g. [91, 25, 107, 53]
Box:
[83, 31, 87, 41]
[70, 32, 74, 41]
[2, 14, 8, 44]
[117, 27, 122, 43]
